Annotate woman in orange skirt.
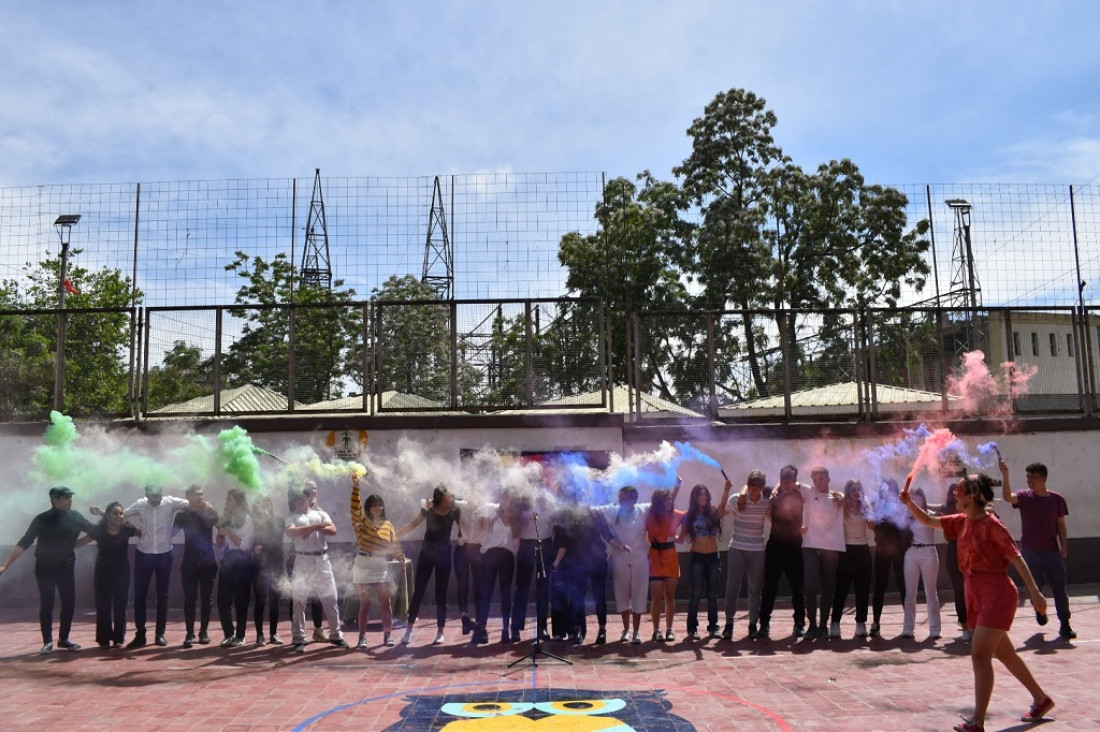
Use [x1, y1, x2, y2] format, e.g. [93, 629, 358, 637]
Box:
[645, 478, 683, 642]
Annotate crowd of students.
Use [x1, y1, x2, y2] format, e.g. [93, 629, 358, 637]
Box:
[1, 452, 1075, 730]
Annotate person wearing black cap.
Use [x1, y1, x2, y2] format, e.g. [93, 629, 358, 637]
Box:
[0, 486, 95, 654]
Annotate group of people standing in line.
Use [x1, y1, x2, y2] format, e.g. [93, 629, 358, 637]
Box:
[0, 452, 1075, 730]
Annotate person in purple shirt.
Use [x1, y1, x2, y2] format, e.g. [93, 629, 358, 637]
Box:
[1001, 460, 1074, 639]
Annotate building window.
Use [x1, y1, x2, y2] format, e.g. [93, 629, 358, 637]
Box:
[1031, 332, 1039, 357]
[1067, 333, 1075, 357]
[1049, 333, 1058, 357]
[1013, 331, 1021, 357]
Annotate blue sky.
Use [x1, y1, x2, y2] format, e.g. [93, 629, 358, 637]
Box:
[3, 1, 1099, 188]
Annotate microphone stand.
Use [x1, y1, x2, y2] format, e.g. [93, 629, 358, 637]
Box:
[509, 512, 571, 668]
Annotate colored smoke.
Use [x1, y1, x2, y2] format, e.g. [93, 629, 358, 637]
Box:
[946, 350, 1037, 414]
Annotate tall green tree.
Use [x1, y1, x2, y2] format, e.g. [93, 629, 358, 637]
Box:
[675, 88, 931, 399]
[145, 340, 212, 408]
[221, 251, 361, 404]
[557, 173, 691, 399]
[0, 252, 138, 418]
[371, 274, 480, 404]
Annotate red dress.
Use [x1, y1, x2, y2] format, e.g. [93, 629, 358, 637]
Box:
[940, 512, 1022, 631]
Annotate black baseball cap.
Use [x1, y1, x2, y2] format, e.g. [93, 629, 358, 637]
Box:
[49, 486, 75, 500]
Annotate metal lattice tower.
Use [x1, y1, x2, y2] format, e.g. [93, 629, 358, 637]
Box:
[945, 198, 984, 357]
[422, 175, 454, 299]
[301, 168, 332, 290]
[946, 198, 981, 310]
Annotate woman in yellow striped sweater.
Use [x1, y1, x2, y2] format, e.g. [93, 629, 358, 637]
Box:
[350, 473, 405, 648]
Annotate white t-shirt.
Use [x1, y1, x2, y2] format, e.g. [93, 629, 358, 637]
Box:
[285, 509, 332, 553]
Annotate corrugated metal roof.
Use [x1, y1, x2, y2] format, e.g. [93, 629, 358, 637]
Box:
[150, 384, 303, 414]
[503, 385, 705, 418]
[720, 381, 957, 416]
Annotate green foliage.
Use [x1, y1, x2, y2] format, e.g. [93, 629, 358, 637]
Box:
[146, 340, 212, 407]
[559, 87, 932, 407]
[220, 251, 361, 404]
[372, 274, 481, 404]
[0, 252, 139, 418]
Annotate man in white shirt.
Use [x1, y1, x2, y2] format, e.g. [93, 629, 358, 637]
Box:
[99, 485, 188, 648]
[801, 467, 845, 641]
[285, 487, 348, 653]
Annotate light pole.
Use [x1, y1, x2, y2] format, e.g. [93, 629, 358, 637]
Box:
[53, 214, 80, 412]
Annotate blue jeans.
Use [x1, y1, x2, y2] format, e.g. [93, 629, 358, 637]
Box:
[687, 551, 719, 634]
[1021, 547, 1070, 624]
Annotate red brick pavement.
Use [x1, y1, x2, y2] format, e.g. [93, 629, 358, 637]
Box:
[0, 590, 1096, 731]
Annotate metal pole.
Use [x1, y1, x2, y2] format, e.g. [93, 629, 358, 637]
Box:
[53, 237, 69, 412]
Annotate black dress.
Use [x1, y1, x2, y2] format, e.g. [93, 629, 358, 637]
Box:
[89, 523, 137, 646]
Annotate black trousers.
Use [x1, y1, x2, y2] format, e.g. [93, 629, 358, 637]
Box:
[180, 558, 217, 636]
[759, 539, 805, 627]
[35, 560, 76, 644]
[133, 550, 173, 637]
[511, 538, 550, 634]
[872, 547, 906, 624]
[408, 541, 452, 627]
[476, 547, 514, 631]
[94, 559, 130, 645]
[217, 551, 254, 639]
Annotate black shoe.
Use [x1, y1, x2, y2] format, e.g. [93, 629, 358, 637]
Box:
[330, 637, 350, 649]
[461, 615, 475, 636]
[757, 623, 770, 640]
[155, 635, 167, 647]
[806, 625, 818, 640]
[198, 631, 211, 645]
[126, 635, 147, 649]
[721, 624, 733, 641]
[687, 631, 701, 640]
[594, 628, 606, 645]
[57, 640, 81, 651]
[1059, 625, 1077, 639]
[294, 642, 307, 654]
[500, 630, 511, 644]
[511, 629, 522, 643]
[794, 623, 806, 638]
[182, 635, 196, 649]
[748, 621, 759, 638]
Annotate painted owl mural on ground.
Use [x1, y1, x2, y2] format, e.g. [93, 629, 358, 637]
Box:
[381, 688, 696, 731]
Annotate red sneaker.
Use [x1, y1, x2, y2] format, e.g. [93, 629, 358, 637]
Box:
[953, 719, 984, 732]
[1021, 696, 1055, 722]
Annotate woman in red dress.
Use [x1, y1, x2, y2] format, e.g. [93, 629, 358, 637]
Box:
[901, 461, 1054, 732]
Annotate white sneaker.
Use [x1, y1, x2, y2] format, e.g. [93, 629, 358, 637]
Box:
[829, 622, 841, 639]
[40, 642, 54, 655]
[855, 622, 867, 637]
[401, 627, 413, 645]
[631, 631, 642, 645]
[620, 629, 630, 642]
[312, 627, 326, 642]
[356, 633, 368, 649]
[432, 630, 445, 645]
[383, 632, 394, 647]
[392, 619, 407, 629]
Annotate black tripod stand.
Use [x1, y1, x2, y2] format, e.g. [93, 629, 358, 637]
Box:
[509, 513, 571, 668]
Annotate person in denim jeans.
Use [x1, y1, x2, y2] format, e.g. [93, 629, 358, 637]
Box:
[680, 481, 729, 640]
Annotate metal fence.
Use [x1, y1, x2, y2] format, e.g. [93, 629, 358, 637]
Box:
[631, 305, 1100, 421]
[2, 178, 1099, 309]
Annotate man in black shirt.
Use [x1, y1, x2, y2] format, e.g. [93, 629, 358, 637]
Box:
[757, 465, 807, 640]
[173, 485, 220, 647]
[0, 486, 95, 654]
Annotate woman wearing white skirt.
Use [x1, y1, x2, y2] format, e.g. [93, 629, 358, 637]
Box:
[350, 474, 405, 648]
